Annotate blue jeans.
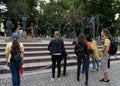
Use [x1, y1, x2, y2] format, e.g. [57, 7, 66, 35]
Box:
[77, 55, 89, 82]
[81, 58, 90, 73]
[81, 53, 90, 73]
[92, 60, 99, 69]
[8, 62, 22, 86]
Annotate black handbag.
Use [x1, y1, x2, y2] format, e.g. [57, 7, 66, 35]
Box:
[62, 51, 67, 57]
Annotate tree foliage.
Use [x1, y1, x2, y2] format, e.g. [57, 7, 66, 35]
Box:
[3, 0, 38, 19]
[2, 0, 120, 35]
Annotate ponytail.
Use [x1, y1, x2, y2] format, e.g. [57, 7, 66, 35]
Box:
[11, 40, 20, 53]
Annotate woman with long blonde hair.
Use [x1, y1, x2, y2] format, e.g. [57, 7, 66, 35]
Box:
[48, 31, 66, 81]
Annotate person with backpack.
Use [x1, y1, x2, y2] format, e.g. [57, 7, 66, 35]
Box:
[100, 28, 111, 83]
[5, 32, 24, 86]
[48, 31, 66, 81]
[74, 34, 89, 85]
[107, 34, 117, 69]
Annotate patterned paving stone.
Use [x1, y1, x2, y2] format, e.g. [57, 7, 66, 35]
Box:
[0, 62, 120, 86]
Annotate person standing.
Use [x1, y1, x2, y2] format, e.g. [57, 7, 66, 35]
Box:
[74, 34, 89, 85]
[86, 37, 101, 72]
[100, 28, 110, 82]
[5, 32, 24, 86]
[81, 37, 92, 73]
[48, 31, 66, 81]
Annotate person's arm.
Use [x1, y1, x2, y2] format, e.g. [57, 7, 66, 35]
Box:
[5, 53, 9, 66]
[74, 44, 78, 56]
[102, 46, 110, 57]
[48, 41, 52, 51]
[21, 51, 24, 59]
[5, 44, 10, 65]
[20, 45, 24, 65]
[102, 39, 110, 57]
[5, 53, 9, 63]
[61, 39, 65, 51]
[20, 43, 24, 60]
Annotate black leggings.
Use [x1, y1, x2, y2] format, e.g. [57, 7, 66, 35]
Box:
[77, 56, 89, 82]
[51, 55, 62, 78]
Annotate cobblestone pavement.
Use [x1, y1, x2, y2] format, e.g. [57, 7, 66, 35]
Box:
[0, 61, 120, 86]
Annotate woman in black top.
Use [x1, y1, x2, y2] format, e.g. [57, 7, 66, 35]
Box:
[48, 31, 65, 81]
[74, 34, 89, 85]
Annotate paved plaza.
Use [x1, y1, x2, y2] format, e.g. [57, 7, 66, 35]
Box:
[0, 61, 120, 86]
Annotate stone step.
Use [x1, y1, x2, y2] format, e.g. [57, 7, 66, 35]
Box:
[0, 54, 76, 65]
[0, 50, 75, 58]
[0, 40, 119, 75]
[0, 42, 73, 47]
[1, 60, 120, 79]
[1, 49, 120, 59]
[1, 54, 119, 65]
[0, 42, 103, 47]
[0, 59, 77, 74]
[0, 55, 120, 74]
[0, 65, 77, 78]
[0, 56, 50, 65]
[0, 46, 74, 52]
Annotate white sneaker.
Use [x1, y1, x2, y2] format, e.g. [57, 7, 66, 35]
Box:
[50, 78, 55, 82]
[57, 78, 60, 81]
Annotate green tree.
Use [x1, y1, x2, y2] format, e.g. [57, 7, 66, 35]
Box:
[3, 0, 38, 20]
[3, 0, 120, 36]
